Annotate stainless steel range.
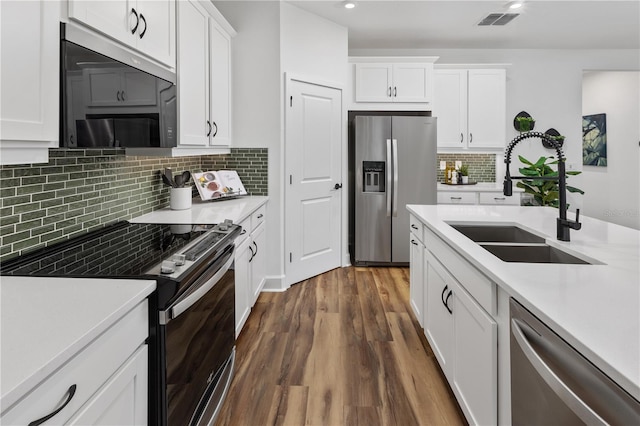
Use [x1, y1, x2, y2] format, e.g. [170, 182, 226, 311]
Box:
[1, 220, 241, 426]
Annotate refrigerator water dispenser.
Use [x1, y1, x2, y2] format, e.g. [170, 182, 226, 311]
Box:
[363, 161, 385, 193]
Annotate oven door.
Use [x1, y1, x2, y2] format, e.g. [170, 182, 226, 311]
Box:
[161, 244, 235, 426]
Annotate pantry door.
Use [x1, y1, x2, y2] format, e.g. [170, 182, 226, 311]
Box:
[285, 77, 343, 286]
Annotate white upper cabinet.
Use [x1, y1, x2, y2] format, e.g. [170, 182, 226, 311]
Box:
[354, 60, 436, 104]
[0, 0, 59, 165]
[435, 68, 506, 150]
[68, 0, 176, 68]
[176, 0, 234, 151]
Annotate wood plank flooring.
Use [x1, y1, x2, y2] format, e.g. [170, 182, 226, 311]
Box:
[215, 267, 466, 426]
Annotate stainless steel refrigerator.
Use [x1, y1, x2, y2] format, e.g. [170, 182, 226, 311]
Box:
[353, 115, 437, 264]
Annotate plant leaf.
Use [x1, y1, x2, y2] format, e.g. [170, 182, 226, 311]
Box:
[518, 155, 534, 166]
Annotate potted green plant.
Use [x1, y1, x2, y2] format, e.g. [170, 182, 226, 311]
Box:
[515, 116, 535, 132]
[458, 164, 469, 184]
[517, 155, 583, 207]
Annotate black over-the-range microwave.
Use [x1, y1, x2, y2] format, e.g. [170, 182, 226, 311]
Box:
[60, 23, 177, 149]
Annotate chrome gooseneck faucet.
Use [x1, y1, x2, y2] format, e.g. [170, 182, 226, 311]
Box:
[503, 131, 581, 242]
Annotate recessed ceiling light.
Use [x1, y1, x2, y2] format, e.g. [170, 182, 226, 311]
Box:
[507, 1, 524, 9]
[343, 1, 356, 9]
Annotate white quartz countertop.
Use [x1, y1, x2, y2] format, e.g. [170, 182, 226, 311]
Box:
[437, 182, 523, 192]
[406, 204, 640, 400]
[0, 277, 155, 412]
[130, 195, 268, 225]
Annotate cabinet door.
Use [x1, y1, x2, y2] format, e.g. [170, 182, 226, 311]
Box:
[451, 280, 497, 426]
[434, 69, 467, 148]
[355, 63, 393, 102]
[208, 19, 232, 147]
[68, 0, 132, 47]
[68, 345, 148, 425]
[424, 249, 454, 379]
[135, 0, 176, 67]
[250, 221, 266, 306]
[467, 69, 506, 149]
[0, 0, 58, 151]
[409, 235, 424, 327]
[234, 236, 252, 337]
[392, 63, 433, 103]
[177, 0, 210, 147]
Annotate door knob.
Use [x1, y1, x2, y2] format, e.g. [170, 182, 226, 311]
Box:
[334, 183, 343, 190]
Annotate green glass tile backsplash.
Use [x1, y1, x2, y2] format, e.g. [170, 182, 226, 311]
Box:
[437, 153, 496, 183]
[0, 148, 268, 262]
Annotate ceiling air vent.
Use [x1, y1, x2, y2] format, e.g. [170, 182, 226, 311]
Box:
[478, 13, 519, 26]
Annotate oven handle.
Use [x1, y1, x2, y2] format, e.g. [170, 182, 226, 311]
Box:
[163, 250, 234, 323]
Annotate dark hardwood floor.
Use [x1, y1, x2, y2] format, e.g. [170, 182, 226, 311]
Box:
[215, 266, 466, 426]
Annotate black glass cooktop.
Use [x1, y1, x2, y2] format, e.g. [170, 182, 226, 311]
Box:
[0, 221, 218, 279]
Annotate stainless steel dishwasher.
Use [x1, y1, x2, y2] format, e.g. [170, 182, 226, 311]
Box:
[510, 298, 640, 425]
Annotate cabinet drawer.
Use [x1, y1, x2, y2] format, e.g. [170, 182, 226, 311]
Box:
[479, 192, 520, 206]
[409, 214, 424, 242]
[437, 191, 477, 205]
[425, 227, 496, 315]
[1, 301, 148, 425]
[251, 205, 266, 230]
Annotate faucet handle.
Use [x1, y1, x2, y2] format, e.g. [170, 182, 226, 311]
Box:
[575, 208, 580, 223]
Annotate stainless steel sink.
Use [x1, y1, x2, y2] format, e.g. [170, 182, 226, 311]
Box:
[480, 243, 592, 265]
[450, 224, 545, 244]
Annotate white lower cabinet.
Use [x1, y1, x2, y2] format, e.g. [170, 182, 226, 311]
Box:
[423, 241, 497, 426]
[1, 301, 149, 425]
[409, 219, 425, 327]
[68, 346, 148, 425]
[234, 204, 267, 336]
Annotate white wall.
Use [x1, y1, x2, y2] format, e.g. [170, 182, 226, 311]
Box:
[214, 1, 348, 289]
[351, 48, 640, 211]
[582, 71, 640, 229]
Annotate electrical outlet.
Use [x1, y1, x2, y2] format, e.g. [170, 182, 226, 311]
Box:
[440, 161, 446, 170]
[455, 160, 462, 169]
[567, 162, 577, 170]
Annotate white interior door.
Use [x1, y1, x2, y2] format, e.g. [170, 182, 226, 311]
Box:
[285, 78, 342, 286]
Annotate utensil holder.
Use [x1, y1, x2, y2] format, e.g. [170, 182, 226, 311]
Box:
[170, 187, 192, 210]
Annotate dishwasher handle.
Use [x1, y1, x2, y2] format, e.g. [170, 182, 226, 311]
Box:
[511, 318, 607, 425]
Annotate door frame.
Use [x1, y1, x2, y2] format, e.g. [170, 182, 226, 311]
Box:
[283, 73, 349, 287]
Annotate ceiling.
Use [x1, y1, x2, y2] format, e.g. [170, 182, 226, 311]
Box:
[285, 0, 640, 50]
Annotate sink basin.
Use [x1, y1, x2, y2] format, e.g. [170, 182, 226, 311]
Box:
[450, 224, 545, 244]
[480, 243, 592, 265]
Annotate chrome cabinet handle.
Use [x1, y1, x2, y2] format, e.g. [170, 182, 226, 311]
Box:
[511, 318, 607, 425]
[130, 8, 139, 34]
[28, 384, 77, 426]
[139, 13, 147, 38]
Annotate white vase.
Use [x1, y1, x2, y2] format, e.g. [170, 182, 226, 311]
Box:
[170, 187, 192, 210]
[461, 176, 469, 184]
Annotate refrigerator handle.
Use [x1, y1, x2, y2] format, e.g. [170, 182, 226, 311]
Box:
[386, 139, 392, 217]
[392, 139, 399, 217]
